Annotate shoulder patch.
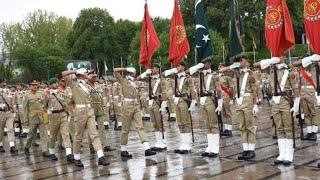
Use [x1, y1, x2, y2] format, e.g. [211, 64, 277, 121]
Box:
[290, 73, 296, 79]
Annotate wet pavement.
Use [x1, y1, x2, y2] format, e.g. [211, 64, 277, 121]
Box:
[0, 100, 320, 179]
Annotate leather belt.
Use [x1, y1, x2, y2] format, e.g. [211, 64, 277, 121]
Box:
[52, 109, 65, 114]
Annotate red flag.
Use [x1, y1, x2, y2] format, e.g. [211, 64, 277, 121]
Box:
[139, 3, 160, 69]
[168, 0, 190, 67]
[264, 0, 295, 56]
[304, 0, 320, 54]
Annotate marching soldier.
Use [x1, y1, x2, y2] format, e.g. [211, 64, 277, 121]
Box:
[0, 80, 19, 155]
[165, 62, 196, 154]
[87, 72, 114, 153]
[113, 65, 156, 158]
[256, 56, 300, 166]
[23, 80, 50, 158]
[138, 62, 167, 151]
[113, 82, 123, 130]
[165, 77, 176, 121]
[220, 55, 259, 160]
[62, 68, 109, 167]
[220, 71, 234, 137]
[293, 55, 319, 141]
[188, 59, 222, 157]
[44, 77, 74, 163]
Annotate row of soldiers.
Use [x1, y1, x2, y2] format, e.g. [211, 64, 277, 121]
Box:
[1, 54, 319, 168]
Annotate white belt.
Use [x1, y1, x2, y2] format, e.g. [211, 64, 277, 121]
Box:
[76, 104, 91, 108]
[18, 105, 23, 108]
[243, 93, 251, 97]
[124, 98, 138, 103]
[302, 85, 314, 89]
[114, 96, 119, 98]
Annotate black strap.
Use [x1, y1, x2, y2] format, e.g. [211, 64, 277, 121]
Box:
[0, 93, 12, 110]
[51, 93, 68, 115]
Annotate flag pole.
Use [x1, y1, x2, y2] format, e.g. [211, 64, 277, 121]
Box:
[253, 46, 256, 63]
[222, 44, 225, 65]
[288, 49, 292, 65]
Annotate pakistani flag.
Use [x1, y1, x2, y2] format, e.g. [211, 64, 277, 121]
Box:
[229, 0, 244, 60]
[195, 0, 213, 62]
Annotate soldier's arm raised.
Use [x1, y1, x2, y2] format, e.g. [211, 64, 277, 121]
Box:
[62, 70, 76, 77]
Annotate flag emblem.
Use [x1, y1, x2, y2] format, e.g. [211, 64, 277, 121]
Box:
[304, 0, 320, 21]
[266, 5, 283, 29]
[175, 26, 187, 44]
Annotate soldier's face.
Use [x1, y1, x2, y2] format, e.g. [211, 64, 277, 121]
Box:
[177, 65, 185, 72]
[152, 67, 159, 74]
[30, 84, 38, 91]
[240, 59, 249, 68]
[51, 83, 58, 89]
[204, 62, 211, 70]
[0, 82, 5, 88]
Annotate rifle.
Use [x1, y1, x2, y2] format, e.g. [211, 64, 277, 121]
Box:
[188, 92, 195, 143]
[16, 103, 23, 135]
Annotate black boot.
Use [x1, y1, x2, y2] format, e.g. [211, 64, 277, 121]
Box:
[207, 153, 218, 158]
[174, 149, 181, 154]
[90, 146, 96, 154]
[169, 117, 176, 122]
[0, 146, 5, 153]
[318, 163, 320, 168]
[104, 124, 109, 129]
[24, 148, 30, 156]
[201, 152, 209, 157]
[20, 133, 27, 138]
[222, 130, 232, 137]
[274, 159, 283, 165]
[121, 151, 132, 159]
[245, 151, 255, 160]
[179, 150, 191, 154]
[98, 156, 110, 166]
[10, 146, 18, 155]
[238, 151, 248, 160]
[283, 160, 292, 166]
[103, 146, 115, 152]
[303, 133, 312, 140]
[42, 151, 51, 158]
[145, 149, 156, 156]
[150, 147, 166, 152]
[309, 132, 317, 141]
[114, 125, 122, 131]
[50, 154, 58, 161]
[74, 159, 84, 167]
[67, 154, 74, 163]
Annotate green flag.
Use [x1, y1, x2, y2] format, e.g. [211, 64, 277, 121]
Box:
[228, 0, 244, 61]
[195, 0, 213, 63]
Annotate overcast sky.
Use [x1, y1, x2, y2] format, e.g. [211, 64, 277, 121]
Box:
[0, 0, 174, 24]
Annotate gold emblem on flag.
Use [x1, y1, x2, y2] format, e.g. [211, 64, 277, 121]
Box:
[265, 5, 283, 29]
[175, 26, 187, 44]
[304, 0, 320, 21]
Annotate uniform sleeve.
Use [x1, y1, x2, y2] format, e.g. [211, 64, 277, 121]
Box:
[64, 76, 76, 88]
[115, 72, 124, 84]
[213, 75, 221, 90]
[249, 71, 258, 92]
[22, 95, 29, 123]
[289, 71, 299, 90]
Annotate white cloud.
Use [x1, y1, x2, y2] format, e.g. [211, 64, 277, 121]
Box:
[0, 0, 175, 24]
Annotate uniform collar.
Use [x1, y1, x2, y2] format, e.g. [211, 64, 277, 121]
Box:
[126, 75, 135, 82]
[203, 69, 212, 76]
[177, 72, 186, 78]
[276, 63, 288, 70]
[240, 68, 249, 73]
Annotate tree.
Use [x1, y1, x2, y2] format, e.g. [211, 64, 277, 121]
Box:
[0, 9, 72, 81]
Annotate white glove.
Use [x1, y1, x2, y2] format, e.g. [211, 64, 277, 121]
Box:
[290, 97, 300, 115]
[311, 54, 320, 62]
[76, 68, 87, 75]
[302, 56, 313, 67]
[229, 62, 240, 69]
[160, 101, 168, 112]
[106, 103, 110, 107]
[164, 68, 178, 77]
[317, 96, 320, 106]
[140, 69, 152, 79]
[270, 57, 280, 64]
[126, 67, 136, 73]
[189, 63, 204, 75]
[215, 99, 223, 113]
[188, 100, 197, 112]
[253, 104, 259, 115]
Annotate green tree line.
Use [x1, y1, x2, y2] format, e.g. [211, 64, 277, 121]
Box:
[0, 0, 306, 82]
